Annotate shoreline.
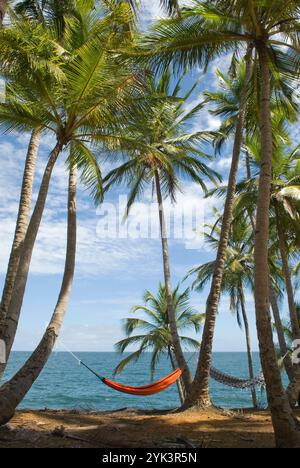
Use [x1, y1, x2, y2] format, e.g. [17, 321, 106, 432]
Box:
[2, 407, 298, 448]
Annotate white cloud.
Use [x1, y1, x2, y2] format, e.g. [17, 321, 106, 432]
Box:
[56, 324, 123, 352]
[185, 97, 221, 133]
[0, 137, 161, 277]
[214, 156, 232, 170]
[139, 0, 165, 29]
[1, 135, 223, 278]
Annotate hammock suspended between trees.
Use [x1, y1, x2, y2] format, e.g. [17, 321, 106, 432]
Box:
[80, 361, 182, 396]
[103, 369, 183, 396]
[78, 359, 265, 396]
[210, 367, 265, 390]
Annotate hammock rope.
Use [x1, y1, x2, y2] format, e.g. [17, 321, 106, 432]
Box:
[58, 342, 265, 395]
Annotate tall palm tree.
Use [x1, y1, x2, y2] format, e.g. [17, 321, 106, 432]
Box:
[104, 69, 220, 393]
[137, 2, 300, 444]
[0, 0, 75, 359]
[215, 180, 297, 385]
[234, 137, 300, 404]
[204, 62, 299, 390]
[188, 217, 258, 408]
[0, 1, 144, 380]
[0, 1, 146, 422]
[0, 14, 64, 369]
[185, 50, 254, 409]
[0, 162, 77, 425]
[273, 178, 300, 405]
[114, 283, 204, 403]
[273, 179, 300, 342]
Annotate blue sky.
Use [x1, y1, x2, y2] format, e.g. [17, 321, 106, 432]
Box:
[0, 0, 277, 354]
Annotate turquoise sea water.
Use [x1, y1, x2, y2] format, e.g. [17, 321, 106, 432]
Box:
[3, 352, 269, 410]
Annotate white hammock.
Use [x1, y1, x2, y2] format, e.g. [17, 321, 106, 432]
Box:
[210, 367, 265, 389]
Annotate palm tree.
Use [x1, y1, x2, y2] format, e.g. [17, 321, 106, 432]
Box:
[235, 136, 300, 404]
[104, 69, 220, 394]
[273, 300, 300, 406]
[0, 0, 7, 26]
[270, 282, 296, 384]
[273, 181, 300, 342]
[241, 133, 300, 354]
[280, 304, 300, 351]
[0, 0, 101, 331]
[0, 1, 142, 341]
[0, 1, 143, 380]
[0, 162, 77, 425]
[138, 0, 300, 446]
[217, 180, 297, 386]
[114, 283, 204, 403]
[188, 217, 258, 408]
[273, 178, 300, 405]
[0, 0, 71, 360]
[186, 51, 254, 409]
[0, 128, 41, 331]
[0, 11, 63, 370]
[0, 1, 147, 422]
[204, 62, 299, 390]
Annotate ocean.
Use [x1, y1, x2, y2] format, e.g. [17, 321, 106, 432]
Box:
[3, 352, 269, 411]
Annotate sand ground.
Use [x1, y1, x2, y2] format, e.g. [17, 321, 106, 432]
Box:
[1, 407, 298, 448]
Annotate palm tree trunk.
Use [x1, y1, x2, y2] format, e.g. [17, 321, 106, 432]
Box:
[183, 48, 253, 409]
[274, 200, 300, 406]
[168, 346, 185, 405]
[269, 287, 294, 382]
[0, 128, 41, 327]
[245, 151, 252, 180]
[254, 43, 300, 448]
[239, 287, 258, 408]
[245, 150, 256, 232]
[274, 202, 300, 339]
[154, 170, 192, 393]
[0, 142, 62, 380]
[0, 166, 77, 425]
[0, 0, 8, 27]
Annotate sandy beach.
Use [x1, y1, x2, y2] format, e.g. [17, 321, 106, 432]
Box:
[1, 408, 298, 449]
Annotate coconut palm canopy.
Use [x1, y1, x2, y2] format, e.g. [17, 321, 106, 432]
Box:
[1, 0, 300, 448]
[114, 283, 204, 379]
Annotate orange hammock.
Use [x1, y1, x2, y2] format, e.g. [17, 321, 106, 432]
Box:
[103, 369, 182, 396]
[80, 361, 182, 396]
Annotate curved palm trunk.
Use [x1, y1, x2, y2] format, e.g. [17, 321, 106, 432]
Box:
[0, 166, 77, 425]
[0, 0, 8, 27]
[239, 287, 258, 408]
[168, 346, 185, 405]
[183, 49, 253, 409]
[0, 142, 62, 380]
[154, 170, 192, 393]
[0, 128, 41, 327]
[254, 44, 300, 448]
[269, 287, 294, 382]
